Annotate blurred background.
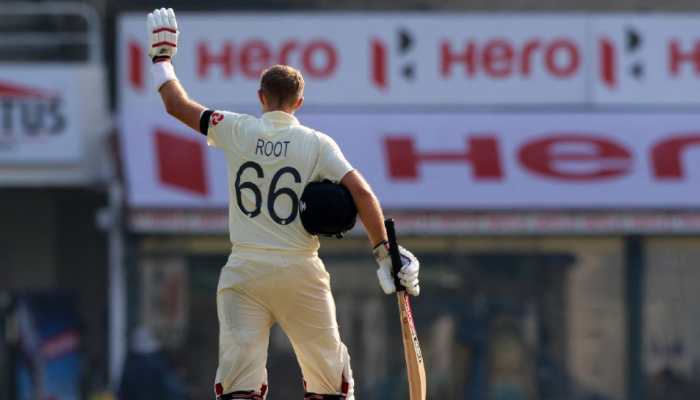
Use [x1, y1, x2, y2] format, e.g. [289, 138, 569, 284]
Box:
[2, 1, 700, 400]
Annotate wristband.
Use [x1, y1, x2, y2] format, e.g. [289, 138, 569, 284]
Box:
[373, 240, 388, 249]
[372, 240, 389, 260]
[151, 61, 177, 92]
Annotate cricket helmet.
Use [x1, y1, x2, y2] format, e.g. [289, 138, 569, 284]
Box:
[300, 180, 357, 238]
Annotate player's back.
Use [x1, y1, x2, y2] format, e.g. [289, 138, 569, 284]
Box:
[205, 110, 353, 254]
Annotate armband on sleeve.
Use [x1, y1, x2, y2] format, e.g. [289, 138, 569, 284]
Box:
[199, 109, 214, 136]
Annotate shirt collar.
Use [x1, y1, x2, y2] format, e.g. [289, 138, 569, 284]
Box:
[262, 111, 300, 127]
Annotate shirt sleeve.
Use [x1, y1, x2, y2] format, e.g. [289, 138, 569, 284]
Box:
[316, 133, 354, 183]
[200, 110, 245, 150]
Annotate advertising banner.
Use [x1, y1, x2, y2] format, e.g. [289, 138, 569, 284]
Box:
[119, 13, 588, 107]
[117, 13, 700, 212]
[119, 110, 700, 210]
[0, 66, 83, 163]
[0, 64, 109, 185]
[120, 13, 700, 107]
[14, 294, 81, 400]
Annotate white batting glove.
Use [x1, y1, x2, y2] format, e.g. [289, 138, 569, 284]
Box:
[373, 242, 420, 296]
[147, 8, 179, 62]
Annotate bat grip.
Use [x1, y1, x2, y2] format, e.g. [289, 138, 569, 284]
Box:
[385, 218, 406, 292]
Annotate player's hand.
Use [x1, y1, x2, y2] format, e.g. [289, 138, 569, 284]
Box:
[147, 8, 178, 63]
[373, 242, 420, 296]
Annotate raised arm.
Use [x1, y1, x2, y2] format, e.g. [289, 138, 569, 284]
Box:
[148, 8, 205, 132]
[158, 79, 206, 132]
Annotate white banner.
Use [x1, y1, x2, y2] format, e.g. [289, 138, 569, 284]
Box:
[119, 110, 700, 210]
[119, 13, 700, 107]
[0, 65, 87, 164]
[0, 64, 110, 186]
[119, 13, 588, 107]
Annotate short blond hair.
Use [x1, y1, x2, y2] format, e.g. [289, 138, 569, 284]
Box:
[260, 65, 305, 109]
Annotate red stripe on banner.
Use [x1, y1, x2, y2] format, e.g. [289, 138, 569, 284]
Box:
[153, 27, 177, 34]
[371, 39, 387, 89]
[128, 41, 144, 90]
[600, 38, 616, 89]
[0, 82, 51, 99]
[155, 129, 208, 196]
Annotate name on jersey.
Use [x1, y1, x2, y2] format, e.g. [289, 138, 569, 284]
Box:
[255, 138, 290, 158]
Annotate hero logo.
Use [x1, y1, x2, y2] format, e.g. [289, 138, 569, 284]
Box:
[599, 27, 645, 88]
[385, 133, 700, 182]
[440, 38, 580, 79]
[371, 28, 417, 89]
[371, 31, 581, 89]
[0, 81, 65, 147]
[128, 39, 338, 89]
[196, 39, 338, 80]
[599, 26, 700, 89]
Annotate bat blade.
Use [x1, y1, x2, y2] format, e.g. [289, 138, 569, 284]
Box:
[397, 291, 427, 400]
[385, 218, 427, 400]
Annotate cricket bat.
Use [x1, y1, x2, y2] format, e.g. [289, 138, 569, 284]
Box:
[385, 218, 427, 400]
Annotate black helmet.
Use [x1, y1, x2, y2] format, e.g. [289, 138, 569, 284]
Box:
[300, 180, 357, 238]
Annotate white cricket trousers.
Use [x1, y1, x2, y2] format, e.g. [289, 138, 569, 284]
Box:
[214, 252, 354, 399]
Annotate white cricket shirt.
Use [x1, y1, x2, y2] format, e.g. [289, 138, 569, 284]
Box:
[206, 110, 354, 255]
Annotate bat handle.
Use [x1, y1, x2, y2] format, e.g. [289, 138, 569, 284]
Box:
[385, 218, 405, 292]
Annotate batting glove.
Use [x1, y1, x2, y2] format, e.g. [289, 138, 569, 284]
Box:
[373, 242, 420, 296]
[147, 8, 178, 63]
